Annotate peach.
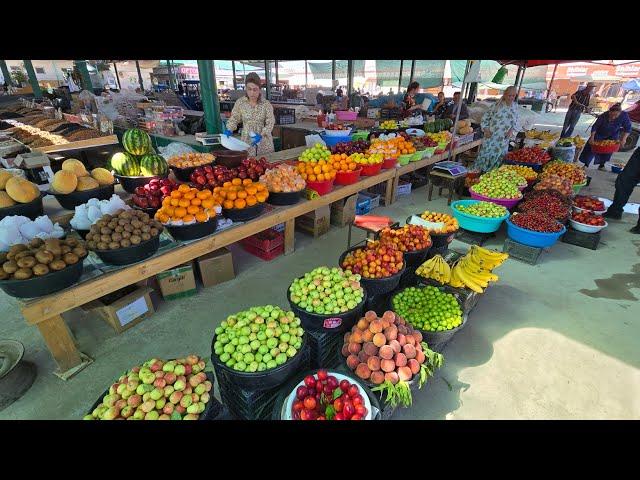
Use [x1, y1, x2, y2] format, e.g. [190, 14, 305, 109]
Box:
[384, 325, 398, 341]
[413, 331, 423, 343]
[347, 354, 359, 370]
[357, 350, 370, 364]
[351, 330, 363, 344]
[398, 366, 413, 381]
[370, 371, 385, 385]
[398, 325, 408, 335]
[344, 332, 351, 343]
[397, 333, 407, 347]
[384, 371, 399, 385]
[389, 339, 401, 354]
[367, 356, 381, 372]
[373, 332, 386, 348]
[382, 310, 395, 323]
[403, 344, 417, 359]
[379, 345, 394, 360]
[363, 342, 378, 356]
[415, 350, 426, 364]
[357, 319, 368, 331]
[348, 342, 361, 355]
[408, 359, 420, 375]
[394, 352, 408, 367]
[405, 334, 416, 347]
[341, 344, 350, 357]
[380, 359, 396, 373]
[364, 310, 377, 322]
[355, 363, 371, 380]
[362, 330, 374, 342]
[369, 320, 383, 334]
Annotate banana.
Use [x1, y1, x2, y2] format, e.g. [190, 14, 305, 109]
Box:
[449, 265, 465, 288]
[455, 266, 484, 293]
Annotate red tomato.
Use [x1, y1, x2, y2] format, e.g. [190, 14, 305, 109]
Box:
[304, 396, 317, 410]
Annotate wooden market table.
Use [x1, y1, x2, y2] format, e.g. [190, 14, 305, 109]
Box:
[17, 140, 480, 379]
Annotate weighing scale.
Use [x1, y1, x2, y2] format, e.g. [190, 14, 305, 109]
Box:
[432, 161, 467, 177]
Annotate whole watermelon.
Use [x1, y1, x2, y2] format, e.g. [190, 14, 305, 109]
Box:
[122, 128, 152, 156]
[109, 151, 140, 176]
[139, 154, 168, 176]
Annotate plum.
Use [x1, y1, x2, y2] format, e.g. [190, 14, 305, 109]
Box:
[398, 325, 409, 336]
[357, 350, 370, 364]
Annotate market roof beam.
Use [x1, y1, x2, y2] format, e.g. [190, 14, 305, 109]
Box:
[197, 60, 222, 134]
[23, 60, 42, 99]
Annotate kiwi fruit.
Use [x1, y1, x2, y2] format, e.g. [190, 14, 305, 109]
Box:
[96, 242, 109, 250]
[141, 232, 151, 241]
[17, 256, 36, 269]
[3, 260, 18, 274]
[35, 250, 54, 265]
[108, 242, 121, 250]
[63, 253, 79, 264]
[130, 235, 141, 245]
[114, 225, 123, 233]
[61, 245, 72, 255]
[72, 246, 87, 258]
[49, 260, 67, 271]
[87, 241, 97, 250]
[29, 238, 44, 249]
[14, 251, 32, 261]
[150, 228, 159, 236]
[100, 227, 112, 235]
[65, 238, 79, 247]
[13, 268, 33, 280]
[120, 239, 131, 248]
[100, 234, 112, 244]
[33, 264, 50, 276]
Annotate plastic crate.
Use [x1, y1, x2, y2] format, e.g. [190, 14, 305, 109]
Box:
[242, 242, 284, 261]
[306, 329, 344, 370]
[502, 238, 544, 265]
[274, 107, 295, 125]
[355, 195, 372, 215]
[561, 227, 601, 250]
[359, 191, 380, 210]
[379, 107, 403, 120]
[396, 181, 412, 197]
[455, 228, 496, 246]
[241, 229, 284, 252]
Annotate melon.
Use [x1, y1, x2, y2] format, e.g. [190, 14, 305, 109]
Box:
[122, 128, 152, 156]
[139, 154, 168, 176]
[52, 170, 78, 194]
[90, 168, 115, 186]
[76, 176, 100, 191]
[109, 152, 140, 176]
[5, 177, 40, 203]
[0, 170, 13, 190]
[62, 158, 88, 177]
[0, 191, 16, 208]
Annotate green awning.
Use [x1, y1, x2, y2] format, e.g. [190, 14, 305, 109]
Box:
[307, 61, 365, 80]
[451, 60, 548, 91]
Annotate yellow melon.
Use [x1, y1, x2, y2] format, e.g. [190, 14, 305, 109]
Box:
[90, 168, 114, 186]
[0, 191, 17, 208]
[0, 170, 13, 190]
[5, 177, 40, 203]
[76, 176, 99, 191]
[62, 158, 88, 177]
[52, 170, 78, 194]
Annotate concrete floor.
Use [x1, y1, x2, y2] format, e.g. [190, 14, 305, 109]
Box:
[1, 112, 639, 420]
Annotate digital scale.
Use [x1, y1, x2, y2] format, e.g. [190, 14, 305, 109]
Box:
[432, 161, 467, 177]
[195, 133, 222, 146]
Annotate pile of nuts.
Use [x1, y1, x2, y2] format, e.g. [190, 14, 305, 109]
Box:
[86, 210, 163, 251]
[0, 238, 87, 280]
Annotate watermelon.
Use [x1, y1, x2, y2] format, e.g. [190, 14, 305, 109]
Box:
[139, 154, 168, 176]
[110, 151, 140, 176]
[122, 128, 152, 156]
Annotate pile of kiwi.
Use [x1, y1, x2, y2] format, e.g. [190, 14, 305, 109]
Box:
[87, 209, 163, 251]
[0, 238, 87, 281]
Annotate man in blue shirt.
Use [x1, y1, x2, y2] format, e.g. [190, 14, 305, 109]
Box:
[561, 82, 596, 138]
[579, 103, 632, 170]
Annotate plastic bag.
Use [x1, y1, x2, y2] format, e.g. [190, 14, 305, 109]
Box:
[158, 142, 197, 158]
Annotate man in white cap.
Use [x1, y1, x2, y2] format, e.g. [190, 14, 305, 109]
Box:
[561, 82, 596, 138]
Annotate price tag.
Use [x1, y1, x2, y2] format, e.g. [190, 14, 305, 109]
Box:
[323, 318, 343, 329]
[42, 165, 55, 183]
[407, 215, 445, 230]
[116, 296, 149, 327]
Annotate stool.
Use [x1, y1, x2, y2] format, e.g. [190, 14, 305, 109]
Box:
[428, 170, 466, 205]
[347, 221, 400, 249]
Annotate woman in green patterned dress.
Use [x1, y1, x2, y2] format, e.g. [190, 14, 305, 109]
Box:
[475, 86, 519, 172]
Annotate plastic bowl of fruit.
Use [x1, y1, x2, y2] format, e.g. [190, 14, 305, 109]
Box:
[571, 181, 587, 195]
[306, 178, 334, 196]
[469, 187, 523, 210]
[573, 205, 606, 216]
[334, 168, 361, 185]
[450, 200, 509, 233]
[339, 247, 406, 296]
[398, 154, 413, 166]
[569, 215, 608, 233]
[505, 217, 566, 248]
[422, 147, 436, 158]
[382, 157, 398, 169]
[359, 163, 383, 176]
[591, 142, 620, 154]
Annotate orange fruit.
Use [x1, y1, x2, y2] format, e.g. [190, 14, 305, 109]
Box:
[234, 198, 247, 209]
[178, 184, 190, 193]
[190, 198, 202, 206]
[226, 191, 237, 201]
[210, 188, 220, 195]
[246, 195, 257, 206]
[237, 190, 247, 199]
[162, 197, 172, 206]
[171, 216, 183, 223]
[195, 212, 208, 223]
[223, 181, 232, 188]
[242, 178, 252, 186]
[174, 207, 187, 218]
[256, 192, 268, 203]
[218, 190, 227, 199]
[187, 205, 200, 215]
[178, 199, 191, 208]
[223, 199, 234, 209]
[164, 206, 175, 216]
[232, 178, 242, 186]
[170, 198, 180, 207]
[182, 214, 195, 223]
[202, 199, 215, 209]
[308, 174, 317, 182]
[313, 166, 322, 175]
[316, 173, 325, 182]
[156, 212, 169, 223]
[183, 192, 196, 200]
[170, 190, 182, 199]
[256, 183, 267, 192]
[246, 186, 258, 195]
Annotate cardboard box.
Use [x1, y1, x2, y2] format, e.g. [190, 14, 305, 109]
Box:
[330, 194, 357, 227]
[197, 248, 235, 288]
[296, 205, 330, 237]
[156, 262, 197, 300]
[85, 286, 155, 334]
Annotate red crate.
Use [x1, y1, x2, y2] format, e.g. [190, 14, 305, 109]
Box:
[241, 229, 284, 251]
[242, 242, 284, 261]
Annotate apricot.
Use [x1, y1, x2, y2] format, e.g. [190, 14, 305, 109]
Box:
[369, 320, 383, 334]
[372, 332, 386, 348]
[355, 363, 371, 380]
[367, 356, 381, 372]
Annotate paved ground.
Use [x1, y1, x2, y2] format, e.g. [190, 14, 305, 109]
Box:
[1, 110, 638, 420]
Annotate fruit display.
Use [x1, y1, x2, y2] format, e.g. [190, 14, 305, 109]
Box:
[524, 129, 558, 141]
[299, 143, 331, 162]
[154, 184, 219, 226]
[325, 123, 348, 131]
[132, 178, 179, 211]
[533, 174, 573, 196]
[84, 355, 212, 420]
[424, 118, 453, 133]
[540, 160, 586, 186]
[416, 255, 451, 284]
[378, 225, 432, 253]
[289, 266, 364, 315]
[0, 237, 87, 281]
[571, 211, 606, 227]
[348, 152, 384, 165]
[110, 129, 168, 177]
[69, 195, 130, 231]
[86, 209, 163, 251]
[518, 191, 571, 222]
[470, 176, 522, 200]
[426, 131, 452, 144]
[379, 120, 398, 130]
[498, 164, 538, 182]
[448, 246, 507, 293]
[341, 240, 404, 279]
[0, 215, 65, 251]
[411, 136, 438, 149]
[122, 128, 153, 156]
[454, 201, 508, 218]
[368, 135, 416, 156]
[216, 178, 269, 211]
[342, 310, 443, 407]
[0, 172, 40, 205]
[290, 370, 370, 420]
[418, 211, 459, 233]
[574, 195, 606, 213]
[392, 286, 463, 332]
[481, 169, 527, 188]
[52, 159, 115, 194]
[190, 164, 234, 189]
[455, 119, 474, 136]
[167, 152, 215, 169]
[296, 160, 336, 183]
[329, 153, 360, 172]
[330, 140, 370, 155]
[259, 164, 305, 193]
[504, 147, 551, 165]
[510, 212, 564, 233]
[212, 306, 305, 372]
[556, 136, 586, 148]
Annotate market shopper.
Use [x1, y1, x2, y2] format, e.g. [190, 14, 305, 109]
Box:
[579, 103, 631, 170]
[443, 91, 469, 122]
[402, 81, 422, 115]
[474, 86, 519, 172]
[603, 147, 640, 233]
[433, 91, 448, 118]
[224, 72, 275, 156]
[560, 82, 596, 138]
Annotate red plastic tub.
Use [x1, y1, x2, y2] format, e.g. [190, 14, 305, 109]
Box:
[382, 157, 398, 169]
[334, 168, 362, 185]
[306, 178, 334, 196]
[591, 142, 620, 154]
[360, 163, 383, 176]
[469, 187, 522, 209]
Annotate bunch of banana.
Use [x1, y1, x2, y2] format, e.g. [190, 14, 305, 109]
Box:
[573, 136, 586, 148]
[416, 255, 451, 283]
[450, 246, 509, 293]
[539, 131, 559, 141]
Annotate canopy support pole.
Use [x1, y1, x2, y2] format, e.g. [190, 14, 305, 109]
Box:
[409, 60, 415, 84]
[545, 63, 558, 102]
[347, 59, 354, 107]
[398, 60, 404, 92]
[232, 61, 237, 89]
[275, 60, 279, 85]
[197, 60, 222, 134]
[264, 60, 271, 100]
[447, 60, 471, 161]
[74, 60, 92, 93]
[135, 60, 144, 91]
[305, 60, 308, 89]
[1, 60, 14, 86]
[167, 60, 174, 90]
[331, 60, 336, 86]
[112, 62, 122, 90]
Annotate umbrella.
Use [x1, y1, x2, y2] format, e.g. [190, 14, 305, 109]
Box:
[622, 79, 640, 91]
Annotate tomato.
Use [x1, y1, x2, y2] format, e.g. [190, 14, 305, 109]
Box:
[348, 385, 360, 398]
[339, 379, 350, 392]
[350, 414, 363, 420]
[304, 375, 316, 388]
[293, 400, 304, 412]
[355, 404, 367, 417]
[296, 386, 308, 400]
[317, 369, 328, 381]
[304, 396, 317, 410]
[333, 396, 344, 412]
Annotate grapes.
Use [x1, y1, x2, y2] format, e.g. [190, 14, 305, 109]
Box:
[330, 140, 370, 155]
[392, 286, 463, 332]
[456, 201, 507, 218]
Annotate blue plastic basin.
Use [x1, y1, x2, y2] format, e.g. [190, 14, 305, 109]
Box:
[320, 134, 352, 148]
[450, 200, 509, 233]
[505, 217, 566, 248]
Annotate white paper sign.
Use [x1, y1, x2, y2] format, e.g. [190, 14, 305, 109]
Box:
[116, 296, 149, 327]
[407, 215, 445, 230]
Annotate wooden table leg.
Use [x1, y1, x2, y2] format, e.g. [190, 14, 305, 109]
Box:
[428, 179, 434, 201]
[36, 314, 83, 373]
[284, 218, 295, 255]
[385, 177, 395, 205]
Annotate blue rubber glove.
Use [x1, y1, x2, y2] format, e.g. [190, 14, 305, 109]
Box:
[223, 129, 233, 137]
[249, 131, 263, 146]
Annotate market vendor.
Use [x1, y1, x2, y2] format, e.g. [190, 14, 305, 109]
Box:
[433, 92, 448, 118]
[560, 82, 596, 138]
[223, 72, 275, 156]
[443, 92, 469, 122]
[475, 86, 519, 172]
[402, 81, 423, 116]
[579, 103, 631, 170]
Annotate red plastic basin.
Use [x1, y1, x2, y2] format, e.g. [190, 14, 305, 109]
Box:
[382, 157, 398, 169]
[306, 178, 335, 196]
[334, 168, 361, 185]
[360, 163, 383, 176]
